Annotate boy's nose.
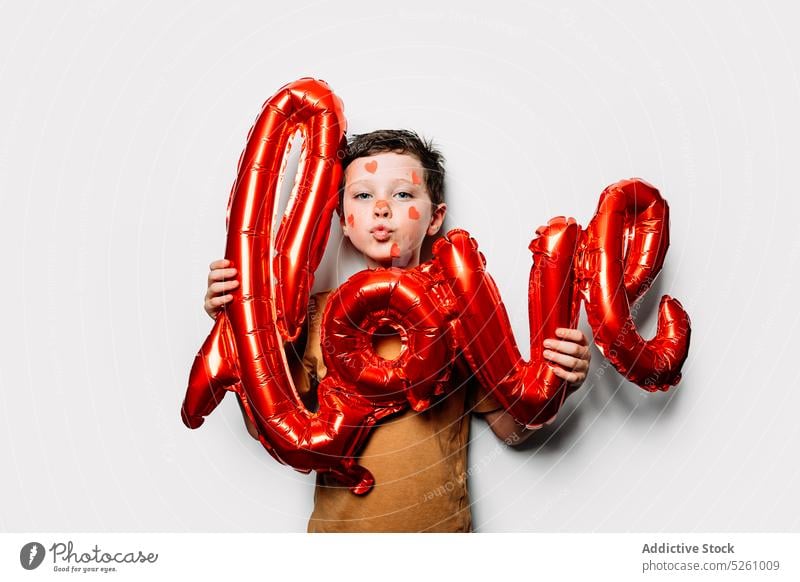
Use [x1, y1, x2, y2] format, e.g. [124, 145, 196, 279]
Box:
[373, 200, 392, 219]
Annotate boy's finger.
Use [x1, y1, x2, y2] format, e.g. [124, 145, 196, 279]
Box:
[543, 350, 579, 370]
[209, 280, 239, 294]
[551, 366, 579, 384]
[555, 328, 587, 345]
[209, 259, 231, 270]
[543, 350, 589, 372]
[210, 295, 233, 307]
[543, 338, 588, 359]
[208, 267, 238, 282]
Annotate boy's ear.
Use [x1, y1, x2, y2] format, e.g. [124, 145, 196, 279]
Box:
[427, 203, 447, 236]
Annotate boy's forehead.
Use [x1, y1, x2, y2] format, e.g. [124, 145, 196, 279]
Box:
[345, 151, 422, 179]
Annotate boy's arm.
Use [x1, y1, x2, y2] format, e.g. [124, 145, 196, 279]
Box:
[475, 327, 591, 446]
[479, 409, 540, 446]
[205, 259, 316, 439]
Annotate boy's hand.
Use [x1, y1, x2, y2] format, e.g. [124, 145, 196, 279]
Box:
[543, 327, 591, 389]
[204, 259, 239, 320]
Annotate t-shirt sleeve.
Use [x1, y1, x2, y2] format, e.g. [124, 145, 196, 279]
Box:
[457, 357, 504, 415]
[286, 340, 315, 410]
[467, 381, 504, 415]
[295, 290, 332, 409]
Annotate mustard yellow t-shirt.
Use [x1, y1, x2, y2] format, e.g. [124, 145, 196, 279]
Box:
[290, 291, 503, 533]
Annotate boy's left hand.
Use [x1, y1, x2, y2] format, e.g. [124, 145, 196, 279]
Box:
[543, 328, 591, 389]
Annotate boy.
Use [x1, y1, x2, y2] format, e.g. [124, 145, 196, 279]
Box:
[202, 130, 591, 532]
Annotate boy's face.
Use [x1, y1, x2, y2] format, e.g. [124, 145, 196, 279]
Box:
[341, 151, 446, 269]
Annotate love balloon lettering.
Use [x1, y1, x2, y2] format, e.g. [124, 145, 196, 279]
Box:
[181, 78, 691, 494]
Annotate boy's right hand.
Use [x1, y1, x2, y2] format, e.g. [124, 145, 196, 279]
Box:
[204, 259, 239, 320]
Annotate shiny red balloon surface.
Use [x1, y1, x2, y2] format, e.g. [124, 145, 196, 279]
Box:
[182, 79, 691, 494]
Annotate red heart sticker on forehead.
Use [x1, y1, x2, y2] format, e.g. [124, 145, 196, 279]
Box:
[411, 170, 422, 185]
[365, 160, 378, 173]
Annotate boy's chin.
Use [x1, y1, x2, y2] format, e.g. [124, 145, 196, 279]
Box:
[365, 252, 411, 269]
[373, 256, 401, 268]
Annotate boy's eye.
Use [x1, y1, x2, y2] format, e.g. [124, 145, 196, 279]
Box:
[354, 192, 372, 200]
[394, 191, 413, 199]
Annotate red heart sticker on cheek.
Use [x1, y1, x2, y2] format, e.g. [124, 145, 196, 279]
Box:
[408, 206, 420, 220]
[347, 214, 355, 227]
[365, 160, 378, 173]
[390, 243, 401, 258]
[411, 170, 421, 185]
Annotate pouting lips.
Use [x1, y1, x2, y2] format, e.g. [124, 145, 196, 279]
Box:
[370, 228, 393, 242]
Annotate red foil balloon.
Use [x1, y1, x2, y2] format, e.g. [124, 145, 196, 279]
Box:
[182, 78, 386, 491]
[321, 265, 456, 414]
[575, 179, 691, 391]
[182, 79, 455, 493]
[434, 224, 580, 428]
[181, 78, 691, 493]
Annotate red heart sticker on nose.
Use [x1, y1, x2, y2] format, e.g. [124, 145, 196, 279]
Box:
[365, 160, 378, 173]
[408, 206, 420, 220]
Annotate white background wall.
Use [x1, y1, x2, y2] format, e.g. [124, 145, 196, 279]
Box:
[1, 0, 798, 532]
